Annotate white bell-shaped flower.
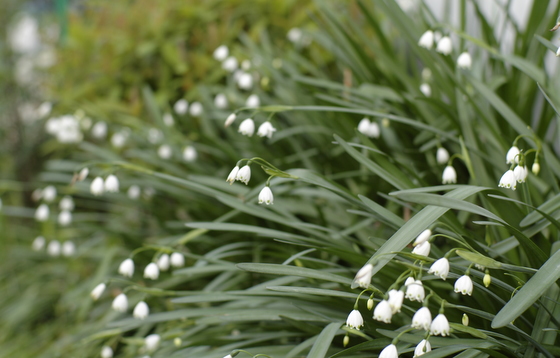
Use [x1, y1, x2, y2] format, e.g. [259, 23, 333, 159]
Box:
[454, 275, 474, 295]
[59, 195, 74, 211]
[246, 94, 260, 108]
[133, 301, 150, 319]
[457, 52, 472, 69]
[42, 185, 57, 202]
[189, 101, 203, 117]
[91, 121, 107, 139]
[104, 175, 119, 192]
[412, 241, 431, 257]
[213, 45, 229, 61]
[144, 334, 161, 352]
[418, 30, 434, 49]
[345, 309, 364, 330]
[411, 306, 432, 330]
[442, 165, 457, 184]
[387, 289, 404, 314]
[237, 72, 253, 90]
[238, 118, 255, 137]
[506, 146, 520, 164]
[47, 240, 61, 257]
[257, 121, 277, 139]
[118, 258, 135, 278]
[436, 147, 449, 165]
[128, 185, 141, 200]
[32, 236, 46, 251]
[258, 186, 274, 205]
[428, 257, 450, 280]
[430, 313, 450, 336]
[226, 166, 240, 184]
[174, 99, 188, 115]
[35, 204, 49, 222]
[498, 170, 517, 190]
[420, 83, 431, 97]
[183, 146, 197, 162]
[222, 56, 238, 72]
[405, 279, 425, 302]
[413, 229, 431, 246]
[373, 300, 393, 323]
[436, 36, 453, 55]
[157, 144, 172, 159]
[90, 176, 104, 196]
[62, 241, 76, 256]
[214, 93, 228, 109]
[101, 346, 114, 358]
[157, 254, 170, 271]
[77, 167, 89, 181]
[236, 165, 251, 185]
[112, 293, 128, 312]
[170, 252, 185, 267]
[58, 210, 72, 226]
[379, 344, 398, 358]
[90, 283, 106, 300]
[224, 113, 236, 127]
[144, 262, 160, 280]
[353, 263, 373, 288]
[513, 165, 528, 183]
[414, 339, 432, 357]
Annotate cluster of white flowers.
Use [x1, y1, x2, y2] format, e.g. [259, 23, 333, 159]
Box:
[357, 118, 380, 138]
[498, 145, 535, 190]
[90, 174, 120, 196]
[45, 115, 83, 143]
[226, 163, 275, 205]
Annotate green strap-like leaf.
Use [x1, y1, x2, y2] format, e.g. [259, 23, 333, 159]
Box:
[307, 322, 342, 358]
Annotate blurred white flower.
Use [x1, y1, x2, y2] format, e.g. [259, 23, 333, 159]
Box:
[430, 313, 450, 336]
[345, 309, 364, 330]
[412, 241, 430, 256]
[513, 165, 528, 183]
[49, 115, 82, 143]
[91, 283, 106, 300]
[225, 113, 236, 127]
[379, 344, 398, 358]
[373, 300, 393, 323]
[58, 210, 72, 226]
[91, 121, 108, 139]
[157, 254, 170, 271]
[287, 28, 303, 43]
[118, 258, 135, 277]
[237, 72, 253, 90]
[246, 94, 260, 108]
[144, 262, 160, 280]
[357, 118, 380, 138]
[148, 128, 163, 144]
[35, 204, 49, 222]
[414, 340, 432, 357]
[170, 252, 185, 267]
[412, 306, 432, 330]
[354, 263, 373, 288]
[189, 101, 203, 116]
[436, 36, 453, 55]
[258, 186, 274, 205]
[133, 301, 150, 320]
[59, 196, 74, 211]
[32, 236, 46, 251]
[257, 122, 277, 138]
[532, 162, 540, 175]
[454, 275, 474, 295]
[387, 289, 404, 314]
[213, 45, 229, 61]
[428, 257, 450, 280]
[457, 52, 472, 69]
[418, 30, 434, 49]
[226, 166, 240, 184]
[214, 93, 228, 109]
[90, 177, 105, 196]
[498, 170, 517, 190]
[62, 241, 76, 257]
[47, 240, 61, 257]
[128, 185, 141, 200]
[111, 132, 127, 148]
[405, 279, 425, 302]
[77, 167, 89, 181]
[9, 14, 40, 54]
[145, 334, 161, 352]
[42, 185, 57, 202]
[436, 147, 449, 165]
[158, 144, 172, 159]
[104, 175, 119, 192]
[413, 229, 431, 246]
[222, 56, 238, 72]
[236, 165, 251, 185]
[420, 83, 431, 97]
[163, 112, 174, 126]
[101, 346, 113, 358]
[442, 165, 457, 184]
[238, 119, 255, 137]
[174, 99, 189, 115]
[183, 146, 197, 162]
[112, 293, 128, 312]
[37, 102, 52, 118]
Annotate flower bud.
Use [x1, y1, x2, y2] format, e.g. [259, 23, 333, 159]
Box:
[484, 271, 492, 287]
[462, 313, 469, 326]
[532, 162, 540, 175]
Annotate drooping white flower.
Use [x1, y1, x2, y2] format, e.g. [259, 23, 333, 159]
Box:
[144, 263, 160, 280]
[133, 301, 150, 319]
[413, 229, 431, 246]
[442, 165, 457, 184]
[9, 14, 40, 54]
[32, 236, 46, 251]
[104, 175, 119, 192]
[237, 72, 253, 90]
[436, 36, 453, 55]
[42, 185, 57, 202]
[358, 118, 371, 135]
[420, 83, 431, 97]
[183, 146, 197, 162]
[118, 258, 135, 278]
[457, 52, 472, 69]
[59, 196, 74, 211]
[412, 241, 431, 257]
[225, 113, 236, 128]
[258, 186, 274, 205]
[213, 45, 229, 61]
[58, 210, 72, 226]
[47, 240, 61, 257]
[174, 99, 189, 115]
[112, 293, 128, 312]
[90, 177, 105, 196]
[436, 147, 449, 165]
[236, 165, 251, 185]
[454, 275, 474, 295]
[170, 252, 185, 267]
[128, 185, 141, 200]
[214, 93, 228, 109]
[353, 263, 373, 288]
[189, 101, 203, 117]
[35, 204, 49, 222]
[413, 339, 432, 357]
[91, 283, 106, 300]
[287, 27, 303, 43]
[345, 309, 364, 330]
[405, 279, 425, 302]
[238, 119, 255, 137]
[498, 170, 517, 190]
[428, 257, 450, 280]
[373, 300, 393, 323]
[513, 165, 528, 183]
[144, 334, 161, 352]
[257, 122, 277, 138]
[246, 94, 260, 108]
[379, 344, 398, 358]
[101, 345, 114, 358]
[226, 166, 240, 184]
[157, 254, 170, 271]
[91, 121, 108, 139]
[111, 131, 127, 148]
[404, 276, 415, 286]
[411, 306, 432, 330]
[357, 118, 380, 138]
[62, 241, 76, 256]
[148, 128, 163, 144]
[163, 112, 174, 126]
[532, 162, 540, 175]
[387, 289, 404, 314]
[506, 146, 520, 164]
[222, 56, 238, 72]
[158, 144, 172, 159]
[418, 30, 434, 49]
[430, 313, 450, 336]
[77, 167, 89, 181]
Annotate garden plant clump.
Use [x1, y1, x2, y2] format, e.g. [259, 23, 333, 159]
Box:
[2, 0, 560, 357]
